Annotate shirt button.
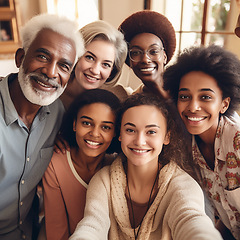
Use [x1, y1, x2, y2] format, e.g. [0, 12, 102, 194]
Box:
[21, 180, 25, 184]
[27, 157, 30, 162]
[20, 201, 23, 206]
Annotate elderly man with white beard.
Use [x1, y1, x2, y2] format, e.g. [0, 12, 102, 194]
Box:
[0, 13, 84, 240]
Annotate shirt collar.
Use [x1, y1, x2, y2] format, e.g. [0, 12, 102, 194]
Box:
[214, 116, 225, 161]
[192, 116, 225, 166]
[0, 73, 51, 126]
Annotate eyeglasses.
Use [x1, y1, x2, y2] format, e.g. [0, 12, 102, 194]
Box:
[129, 47, 164, 62]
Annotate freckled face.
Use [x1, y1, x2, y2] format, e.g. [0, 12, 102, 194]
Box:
[177, 71, 230, 139]
[74, 40, 115, 91]
[73, 103, 116, 158]
[119, 105, 170, 167]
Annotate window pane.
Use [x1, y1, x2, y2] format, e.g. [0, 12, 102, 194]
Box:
[164, 0, 182, 31]
[179, 32, 201, 51]
[182, 0, 204, 31]
[77, 0, 99, 27]
[165, 0, 204, 32]
[205, 33, 224, 45]
[207, 0, 231, 32]
[205, 33, 236, 46]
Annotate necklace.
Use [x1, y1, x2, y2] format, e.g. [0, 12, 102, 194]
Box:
[126, 164, 160, 240]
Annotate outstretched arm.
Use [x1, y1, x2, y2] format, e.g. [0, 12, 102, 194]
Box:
[69, 167, 111, 240]
[166, 170, 223, 240]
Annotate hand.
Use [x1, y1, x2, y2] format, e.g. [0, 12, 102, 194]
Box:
[54, 133, 70, 154]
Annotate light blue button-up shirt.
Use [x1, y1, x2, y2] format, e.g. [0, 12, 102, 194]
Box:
[0, 74, 65, 239]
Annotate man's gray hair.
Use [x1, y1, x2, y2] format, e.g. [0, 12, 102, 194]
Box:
[20, 13, 84, 64]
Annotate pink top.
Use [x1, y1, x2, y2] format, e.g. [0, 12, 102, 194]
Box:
[42, 151, 88, 240]
[192, 115, 240, 239]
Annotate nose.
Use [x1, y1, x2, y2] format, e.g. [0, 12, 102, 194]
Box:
[134, 132, 146, 146]
[188, 99, 201, 112]
[90, 63, 100, 75]
[41, 62, 58, 79]
[90, 126, 100, 137]
[141, 51, 151, 63]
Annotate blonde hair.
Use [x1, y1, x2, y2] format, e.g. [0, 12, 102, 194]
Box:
[80, 20, 127, 86]
[20, 13, 84, 65]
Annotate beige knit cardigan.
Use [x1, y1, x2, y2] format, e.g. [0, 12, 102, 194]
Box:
[70, 156, 222, 240]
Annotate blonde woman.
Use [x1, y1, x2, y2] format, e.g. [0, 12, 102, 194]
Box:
[61, 20, 129, 109]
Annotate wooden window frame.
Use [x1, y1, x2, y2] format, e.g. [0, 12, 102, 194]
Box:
[146, 0, 235, 53]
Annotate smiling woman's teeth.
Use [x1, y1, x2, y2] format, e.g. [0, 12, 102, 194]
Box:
[86, 140, 100, 146]
[86, 75, 97, 81]
[140, 67, 155, 72]
[187, 116, 204, 121]
[132, 149, 148, 153]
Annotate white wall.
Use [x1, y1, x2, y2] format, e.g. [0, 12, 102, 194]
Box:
[0, 59, 18, 77]
[101, 0, 144, 90]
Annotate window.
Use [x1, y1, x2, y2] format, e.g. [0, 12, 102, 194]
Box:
[45, 0, 99, 28]
[149, 0, 239, 56]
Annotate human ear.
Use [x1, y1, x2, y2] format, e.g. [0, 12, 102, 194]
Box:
[163, 131, 170, 145]
[118, 135, 122, 142]
[220, 97, 231, 114]
[15, 48, 25, 68]
[73, 120, 76, 132]
[163, 52, 167, 65]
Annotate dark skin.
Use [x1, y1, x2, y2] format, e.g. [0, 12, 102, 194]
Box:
[9, 69, 40, 129]
[195, 136, 215, 170]
[12, 29, 76, 130]
[54, 134, 70, 154]
[129, 33, 169, 99]
[70, 147, 104, 184]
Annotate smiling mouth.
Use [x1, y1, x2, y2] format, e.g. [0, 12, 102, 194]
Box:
[84, 74, 99, 82]
[85, 140, 102, 146]
[187, 116, 206, 122]
[140, 67, 155, 72]
[31, 76, 56, 89]
[130, 148, 150, 153]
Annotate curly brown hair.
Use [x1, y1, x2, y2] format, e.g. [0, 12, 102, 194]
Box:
[116, 93, 192, 171]
[163, 45, 240, 116]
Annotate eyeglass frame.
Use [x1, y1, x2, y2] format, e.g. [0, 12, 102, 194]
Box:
[128, 46, 164, 62]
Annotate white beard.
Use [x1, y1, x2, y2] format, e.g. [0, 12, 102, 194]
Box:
[18, 65, 67, 106]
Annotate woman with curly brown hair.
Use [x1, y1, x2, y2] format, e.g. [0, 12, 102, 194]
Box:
[69, 93, 222, 240]
[163, 45, 240, 240]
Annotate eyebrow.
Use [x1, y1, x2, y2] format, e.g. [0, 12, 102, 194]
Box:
[123, 122, 160, 128]
[178, 88, 215, 93]
[80, 116, 114, 124]
[36, 48, 74, 68]
[86, 50, 113, 64]
[36, 48, 51, 56]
